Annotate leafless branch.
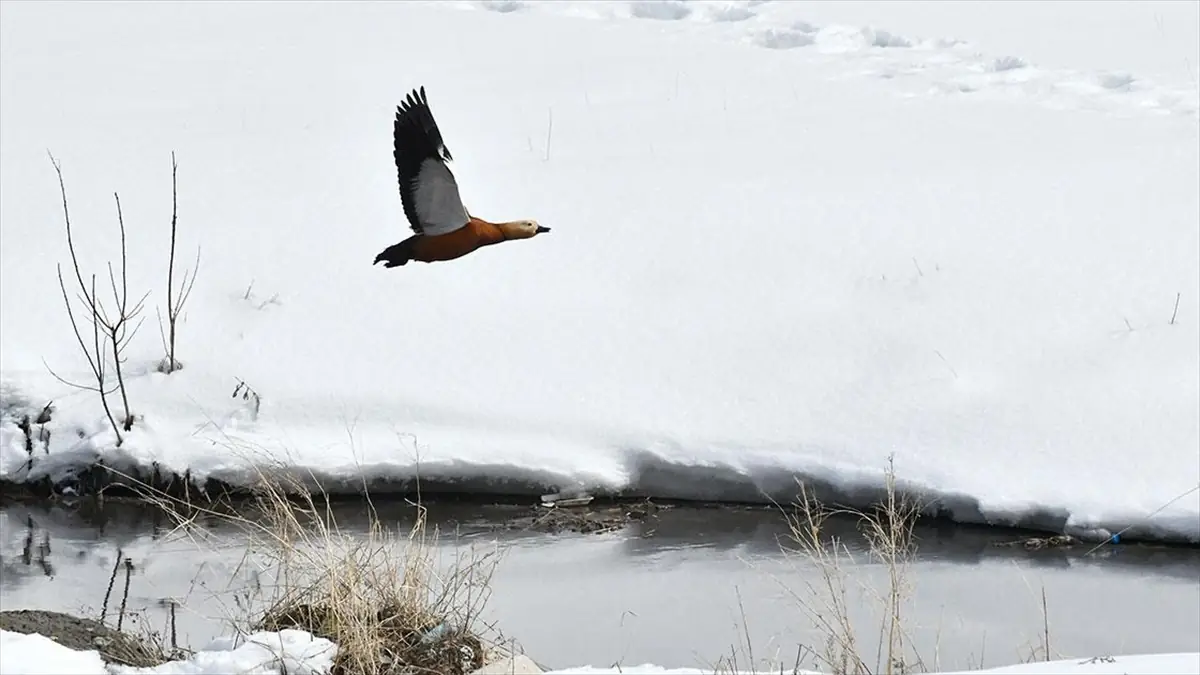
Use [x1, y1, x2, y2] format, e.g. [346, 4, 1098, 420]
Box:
[109, 192, 138, 431]
[159, 152, 200, 374]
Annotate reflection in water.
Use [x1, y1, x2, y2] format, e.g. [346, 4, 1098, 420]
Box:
[22, 518, 52, 577]
[9, 498, 1195, 569]
[5, 515, 53, 579]
[1, 500, 1198, 671]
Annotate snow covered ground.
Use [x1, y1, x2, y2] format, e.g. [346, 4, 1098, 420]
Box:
[1, 1, 1197, 542]
[552, 652, 1200, 675]
[0, 629, 336, 675]
[2, 627, 1198, 675]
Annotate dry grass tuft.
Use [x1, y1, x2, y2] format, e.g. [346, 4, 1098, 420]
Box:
[778, 456, 924, 675]
[147, 468, 501, 675]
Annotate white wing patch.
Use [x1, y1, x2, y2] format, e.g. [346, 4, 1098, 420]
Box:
[413, 158, 469, 236]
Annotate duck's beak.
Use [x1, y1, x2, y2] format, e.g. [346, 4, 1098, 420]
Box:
[536, 225, 551, 234]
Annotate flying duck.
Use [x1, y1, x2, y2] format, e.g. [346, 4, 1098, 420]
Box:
[374, 87, 549, 268]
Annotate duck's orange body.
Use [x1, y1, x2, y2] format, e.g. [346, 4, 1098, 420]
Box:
[404, 218, 505, 263]
[374, 87, 549, 269]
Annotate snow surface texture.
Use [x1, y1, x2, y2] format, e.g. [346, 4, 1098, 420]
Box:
[2, 628, 1197, 675]
[1, 2, 1198, 541]
[460, 0, 1200, 119]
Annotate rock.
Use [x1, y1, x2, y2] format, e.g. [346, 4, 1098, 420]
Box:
[472, 641, 546, 674]
[0, 609, 165, 668]
[472, 652, 545, 674]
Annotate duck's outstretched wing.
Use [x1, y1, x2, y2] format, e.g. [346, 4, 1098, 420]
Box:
[394, 87, 470, 236]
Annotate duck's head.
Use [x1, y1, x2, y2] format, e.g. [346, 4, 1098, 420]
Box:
[498, 219, 551, 240]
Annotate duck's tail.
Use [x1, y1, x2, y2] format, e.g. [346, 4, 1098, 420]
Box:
[373, 240, 413, 268]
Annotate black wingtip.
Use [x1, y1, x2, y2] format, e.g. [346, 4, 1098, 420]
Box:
[398, 86, 426, 116]
[397, 85, 454, 163]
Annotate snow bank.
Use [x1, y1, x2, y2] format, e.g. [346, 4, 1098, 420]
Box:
[0, 629, 336, 675]
[0, 631, 108, 675]
[1, 1, 1197, 542]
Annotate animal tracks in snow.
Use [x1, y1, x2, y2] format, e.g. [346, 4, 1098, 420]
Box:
[461, 0, 1198, 120]
[475, 0, 523, 14]
[629, 0, 693, 21]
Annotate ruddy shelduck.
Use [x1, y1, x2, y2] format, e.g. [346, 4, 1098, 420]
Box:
[374, 87, 549, 268]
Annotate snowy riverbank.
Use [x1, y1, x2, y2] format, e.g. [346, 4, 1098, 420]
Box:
[2, 0, 1197, 543]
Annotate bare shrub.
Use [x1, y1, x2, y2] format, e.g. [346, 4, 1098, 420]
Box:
[47, 153, 149, 446]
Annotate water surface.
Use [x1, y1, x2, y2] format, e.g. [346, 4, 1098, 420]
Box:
[1, 501, 1197, 671]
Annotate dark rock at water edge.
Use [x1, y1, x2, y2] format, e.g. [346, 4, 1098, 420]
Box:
[0, 609, 176, 668]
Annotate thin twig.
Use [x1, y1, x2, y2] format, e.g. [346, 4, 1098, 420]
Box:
[109, 193, 134, 430]
[160, 153, 200, 374]
[49, 153, 91, 312]
[735, 585, 754, 671]
[1085, 483, 1200, 555]
[90, 275, 122, 442]
[165, 153, 179, 371]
